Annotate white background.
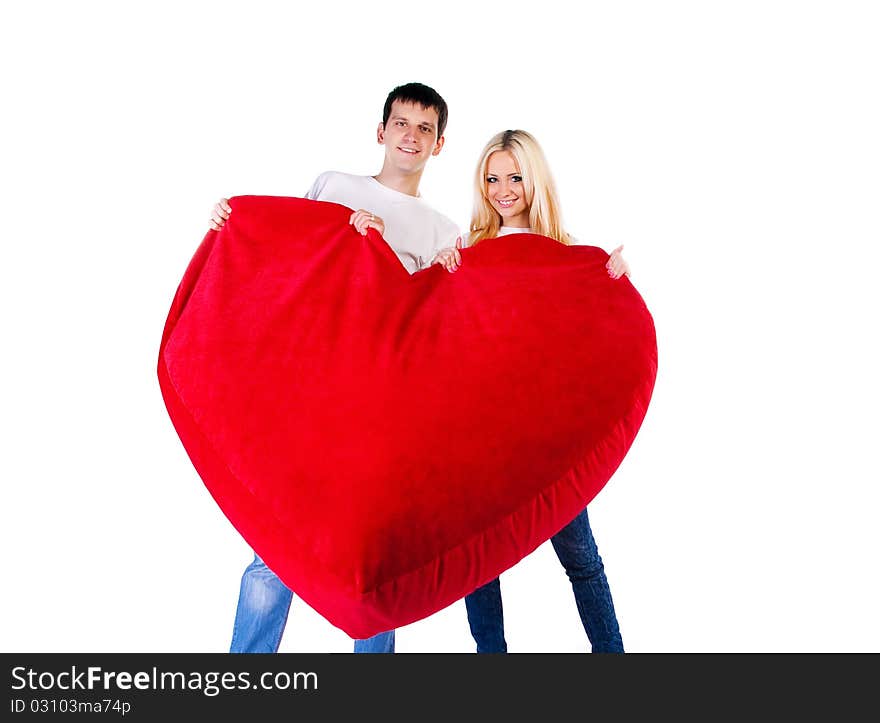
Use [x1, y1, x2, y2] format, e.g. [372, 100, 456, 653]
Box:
[2, 1, 878, 653]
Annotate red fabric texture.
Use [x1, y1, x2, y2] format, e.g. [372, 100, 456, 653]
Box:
[158, 195, 658, 638]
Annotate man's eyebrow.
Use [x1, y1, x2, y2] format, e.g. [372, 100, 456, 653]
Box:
[391, 115, 435, 129]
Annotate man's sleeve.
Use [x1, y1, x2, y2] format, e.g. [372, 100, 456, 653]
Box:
[304, 172, 326, 201]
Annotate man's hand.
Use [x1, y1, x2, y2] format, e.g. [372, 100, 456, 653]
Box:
[209, 198, 232, 231]
[350, 209, 385, 237]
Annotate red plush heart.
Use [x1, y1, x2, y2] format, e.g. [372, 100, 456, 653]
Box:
[158, 195, 657, 638]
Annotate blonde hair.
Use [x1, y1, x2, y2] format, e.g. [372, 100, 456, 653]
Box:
[468, 129, 572, 246]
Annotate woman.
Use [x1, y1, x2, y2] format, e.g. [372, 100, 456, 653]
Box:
[434, 129, 628, 653]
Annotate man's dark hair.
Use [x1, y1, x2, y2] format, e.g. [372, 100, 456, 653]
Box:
[382, 82, 448, 138]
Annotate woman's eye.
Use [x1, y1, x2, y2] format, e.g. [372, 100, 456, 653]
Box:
[512, 175, 523, 183]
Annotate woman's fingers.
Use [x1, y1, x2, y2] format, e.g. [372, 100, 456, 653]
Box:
[606, 245, 630, 279]
[433, 249, 460, 272]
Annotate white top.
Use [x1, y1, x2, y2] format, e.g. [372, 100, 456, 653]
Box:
[497, 226, 532, 237]
[461, 226, 531, 247]
[305, 171, 461, 275]
[496, 226, 581, 244]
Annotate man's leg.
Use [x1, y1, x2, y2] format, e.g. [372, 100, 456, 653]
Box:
[464, 577, 507, 653]
[353, 630, 395, 653]
[551, 508, 624, 652]
[229, 554, 293, 653]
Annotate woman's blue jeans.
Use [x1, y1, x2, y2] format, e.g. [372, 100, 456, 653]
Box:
[464, 507, 624, 653]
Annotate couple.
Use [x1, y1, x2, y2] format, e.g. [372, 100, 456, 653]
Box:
[210, 82, 629, 654]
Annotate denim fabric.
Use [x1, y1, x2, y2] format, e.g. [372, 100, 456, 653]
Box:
[229, 554, 293, 653]
[464, 577, 507, 653]
[353, 630, 395, 653]
[230, 554, 394, 653]
[464, 507, 624, 653]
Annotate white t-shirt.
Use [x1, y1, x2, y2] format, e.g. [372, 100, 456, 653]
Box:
[305, 171, 461, 275]
[497, 226, 531, 237]
[495, 226, 581, 244]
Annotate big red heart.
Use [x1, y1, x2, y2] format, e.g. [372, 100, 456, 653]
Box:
[158, 195, 657, 638]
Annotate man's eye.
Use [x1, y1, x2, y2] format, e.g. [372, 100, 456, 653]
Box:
[396, 121, 406, 126]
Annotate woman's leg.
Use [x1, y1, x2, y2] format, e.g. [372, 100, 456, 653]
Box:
[464, 577, 508, 653]
[551, 508, 624, 652]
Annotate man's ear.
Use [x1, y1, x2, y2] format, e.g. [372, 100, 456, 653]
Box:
[431, 135, 445, 157]
[377, 122, 385, 145]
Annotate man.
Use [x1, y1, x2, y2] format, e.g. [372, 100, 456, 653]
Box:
[210, 82, 460, 654]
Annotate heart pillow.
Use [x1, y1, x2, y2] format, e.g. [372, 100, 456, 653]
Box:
[158, 195, 657, 639]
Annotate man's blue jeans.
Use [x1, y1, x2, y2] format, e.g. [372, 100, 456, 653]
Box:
[464, 507, 624, 653]
[229, 554, 395, 653]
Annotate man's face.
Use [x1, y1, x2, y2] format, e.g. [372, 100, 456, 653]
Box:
[377, 100, 445, 174]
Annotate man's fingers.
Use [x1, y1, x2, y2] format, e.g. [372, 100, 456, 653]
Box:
[214, 198, 231, 218]
[350, 210, 379, 235]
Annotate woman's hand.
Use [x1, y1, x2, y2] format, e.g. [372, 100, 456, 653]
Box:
[432, 237, 463, 272]
[606, 244, 631, 279]
[209, 198, 232, 231]
[349, 209, 385, 237]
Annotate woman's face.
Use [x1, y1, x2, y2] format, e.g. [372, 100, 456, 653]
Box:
[485, 150, 530, 228]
